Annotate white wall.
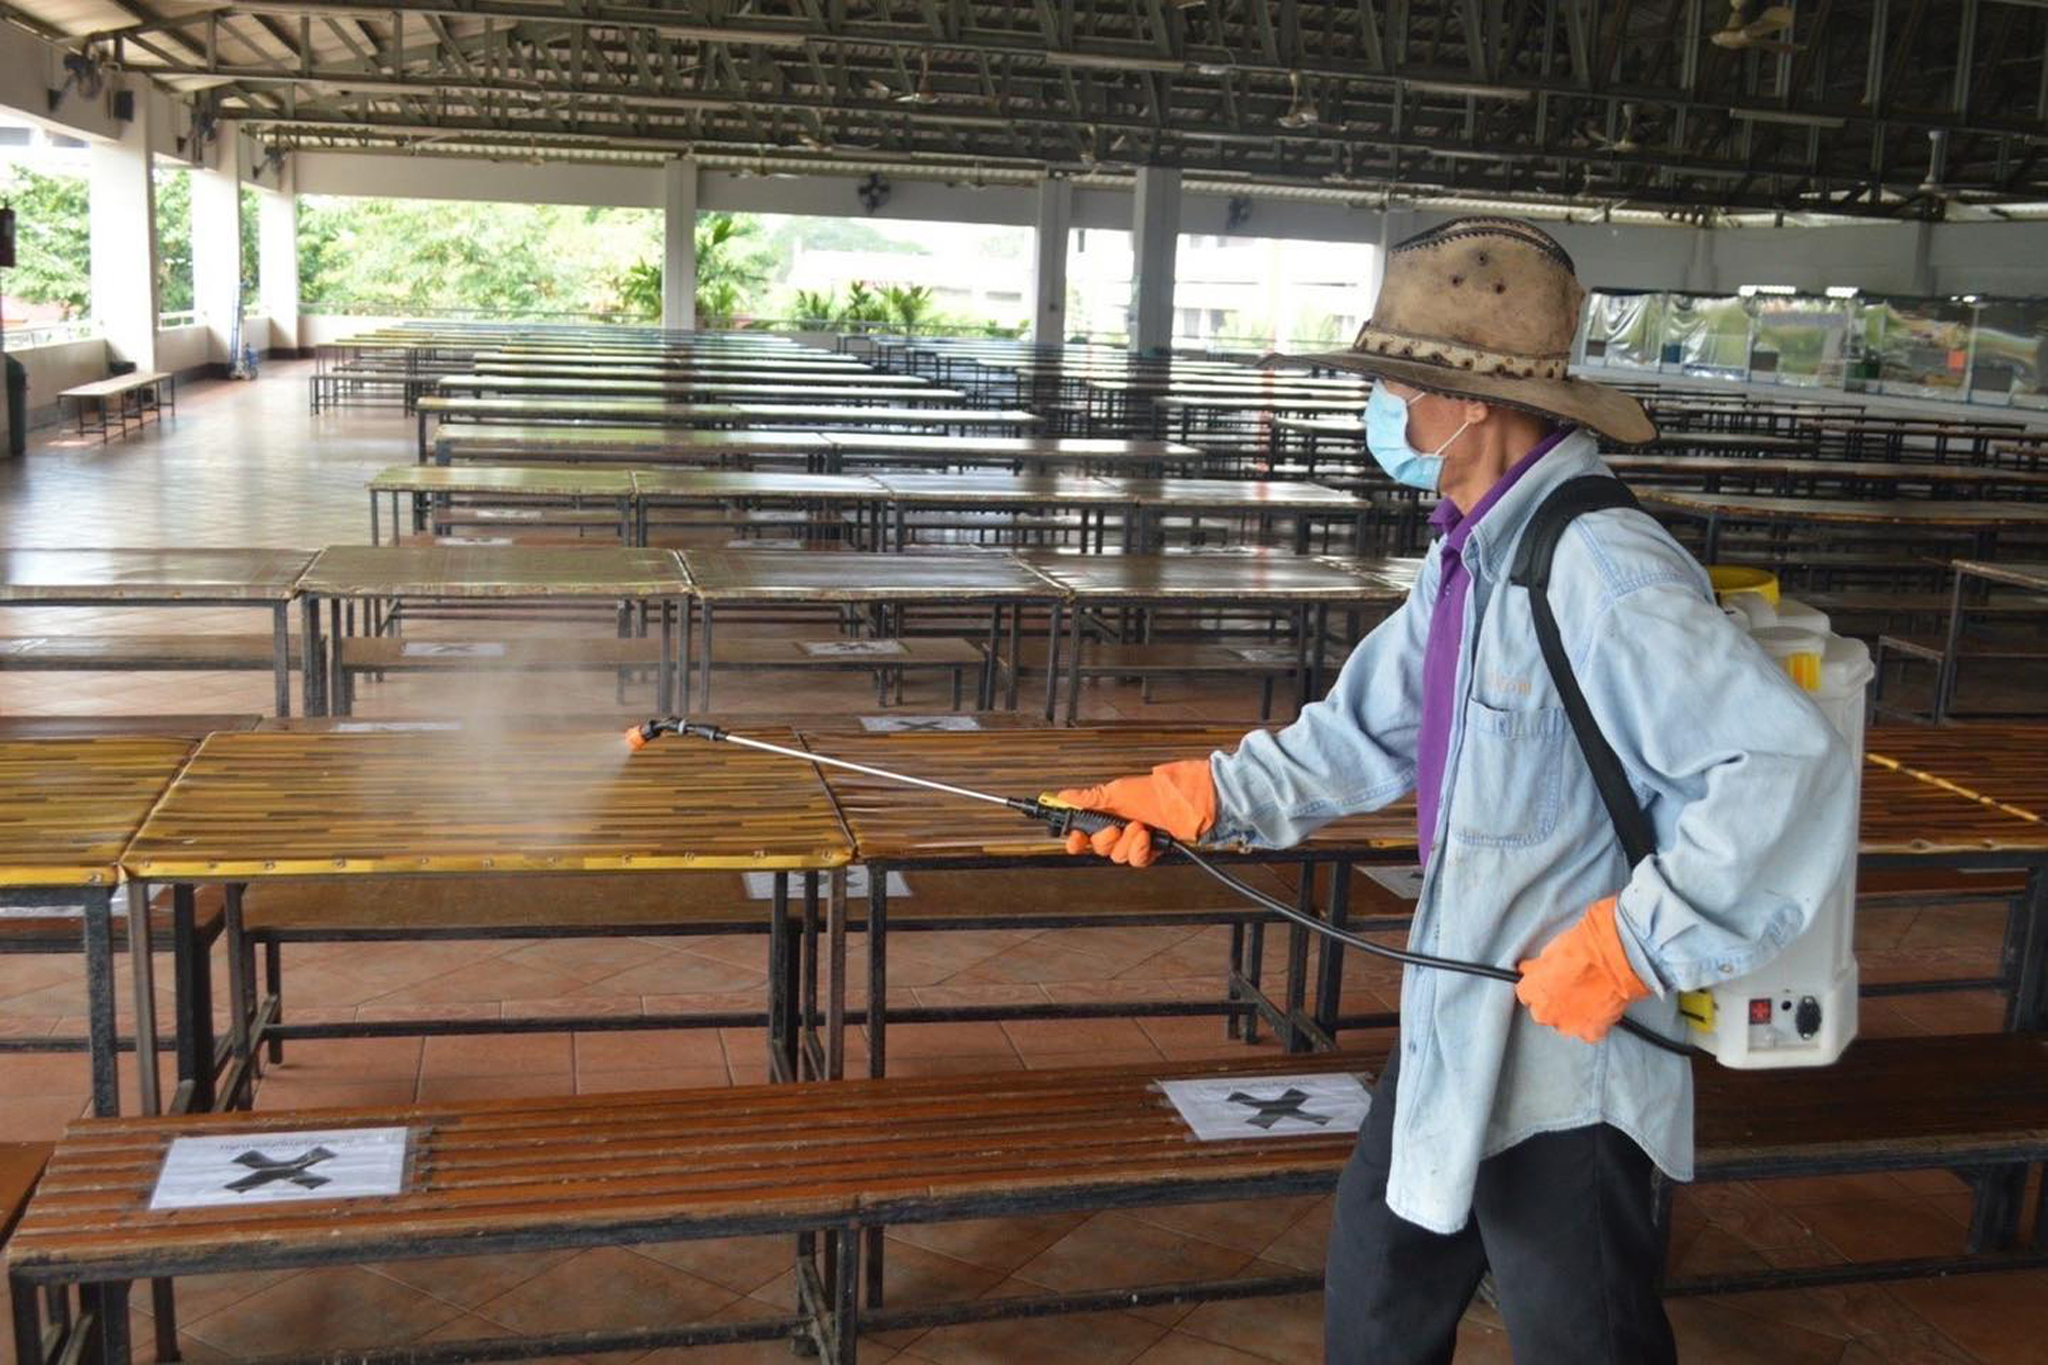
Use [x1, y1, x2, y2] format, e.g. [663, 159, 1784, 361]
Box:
[155, 323, 211, 375]
[13, 338, 109, 428]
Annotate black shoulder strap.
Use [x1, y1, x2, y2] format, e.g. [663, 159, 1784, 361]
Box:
[1506, 475, 1657, 870]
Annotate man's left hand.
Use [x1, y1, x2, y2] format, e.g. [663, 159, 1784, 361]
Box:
[1515, 897, 1651, 1044]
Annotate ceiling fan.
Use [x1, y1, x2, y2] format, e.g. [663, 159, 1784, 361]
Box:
[1276, 73, 1324, 130]
[1711, 2, 1800, 54]
[1578, 102, 1644, 154]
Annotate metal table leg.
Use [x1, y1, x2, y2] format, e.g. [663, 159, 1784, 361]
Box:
[81, 888, 120, 1118]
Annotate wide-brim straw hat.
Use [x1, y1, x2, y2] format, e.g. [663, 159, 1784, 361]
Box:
[1283, 216, 1657, 446]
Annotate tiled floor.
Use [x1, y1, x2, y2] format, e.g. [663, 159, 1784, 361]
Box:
[2, 367, 2044, 1363]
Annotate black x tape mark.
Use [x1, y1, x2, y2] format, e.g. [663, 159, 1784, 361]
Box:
[224, 1146, 338, 1193]
[1226, 1087, 1334, 1130]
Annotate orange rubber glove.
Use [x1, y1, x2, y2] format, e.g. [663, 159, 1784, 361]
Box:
[1054, 759, 1217, 869]
[1514, 897, 1651, 1044]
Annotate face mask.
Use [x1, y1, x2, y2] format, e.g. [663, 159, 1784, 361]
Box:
[1365, 385, 1472, 493]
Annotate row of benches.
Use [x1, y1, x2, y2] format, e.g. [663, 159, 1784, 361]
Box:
[7, 1033, 2048, 1363]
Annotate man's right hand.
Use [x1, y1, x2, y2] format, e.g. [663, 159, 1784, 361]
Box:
[1053, 759, 1217, 868]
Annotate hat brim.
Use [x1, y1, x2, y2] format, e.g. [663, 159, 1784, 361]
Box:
[1278, 349, 1658, 447]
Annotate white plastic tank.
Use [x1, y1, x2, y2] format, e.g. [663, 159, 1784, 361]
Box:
[1683, 568, 1870, 1069]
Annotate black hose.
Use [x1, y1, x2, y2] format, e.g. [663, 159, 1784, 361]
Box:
[1168, 842, 1697, 1058]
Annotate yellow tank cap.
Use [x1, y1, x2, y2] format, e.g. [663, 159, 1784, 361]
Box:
[1708, 565, 1780, 606]
[1752, 626, 1823, 691]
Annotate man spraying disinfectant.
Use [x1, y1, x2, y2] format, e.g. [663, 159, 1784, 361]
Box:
[1051, 218, 1859, 1362]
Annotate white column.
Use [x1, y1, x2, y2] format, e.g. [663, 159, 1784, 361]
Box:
[256, 155, 300, 356]
[1128, 165, 1181, 355]
[88, 80, 158, 372]
[1681, 226, 1716, 293]
[191, 123, 245, 366]
[662, 157, 699, 332]
[1908, 220, 1936, 296]
[1028, 177, 1073, 346]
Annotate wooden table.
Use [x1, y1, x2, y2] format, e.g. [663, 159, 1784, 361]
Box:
[680, 549, 1060, 711]
[366, 465, 637, 544]
[0, 740, 198, 1117]
[431, 424, 834, 470]
[292, 546, 690, 716]
[117, 728, 853, 1112]
[1609, 455, 2048, 494]
[0, 549, 314, 716]
[1639, 491, 2048, 562]
[820, 434, 1204, 477]
[437, 374, 961, 405]
[417, 400, 1040, 461]
[632, 470, 885, 548]
[1016, 551, 1413, 722]
[1118, 477, 1370, 554]
[1928, 561, 2048, 723]
[865, 473, 1136, 553]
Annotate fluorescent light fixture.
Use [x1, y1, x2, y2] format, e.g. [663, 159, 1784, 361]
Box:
[1824, 286, 1859, 298]
[1737, 284, 1797, 296]
[1406, 79, 1536, 102]
[1728, 108, 1847, 129]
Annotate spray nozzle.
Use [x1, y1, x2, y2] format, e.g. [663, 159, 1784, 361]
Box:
[625, 717, 727, 751]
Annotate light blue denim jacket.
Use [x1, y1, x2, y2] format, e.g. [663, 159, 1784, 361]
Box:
[1208, 430, 1857, 1234]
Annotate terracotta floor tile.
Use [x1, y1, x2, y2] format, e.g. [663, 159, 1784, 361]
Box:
[574, 1027, 730, 1072]
[1662, 1296, 1858, 1364]
[1888, 1269, 2048, 1364]
[1126, 1197, 1324, 1258]
[1014, 1211, 1256, 1327]
[1794, 1197, 1970, 1263]
[363, 1249, 582, 1311]
[261, 1036, 425, 1081]
[416, 1072, 576, 1102]
[1170, 1280, 1322, 1363]
[894, 1299, 1168, 1365]
[419, 1031, 574, 1077]
[471, 1245, 740, 1337]
[1128, 1331, 1275, 1364]
[631, 1236, 802, 1298]
[998, 1016, 1159, 1056]
[252, 1076, 420, 1111]
[182, 1265, 471, 1357]
[879, 1022, 1018, 1059]
[577, 1065, 734, 1094]
[885, 1214, 1093, 1276]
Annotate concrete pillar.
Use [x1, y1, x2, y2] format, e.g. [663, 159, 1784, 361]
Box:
[256, 156, 300, 356]
[1128, 165, 1181, 355]
[191, 123, 245, 366]
[1029, 177, 1073, 346]
[88, 79, 158, 372]
[662, 157, 699, 332]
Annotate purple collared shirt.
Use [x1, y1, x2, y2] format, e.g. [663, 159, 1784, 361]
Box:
[1415, 426, 1571, 864]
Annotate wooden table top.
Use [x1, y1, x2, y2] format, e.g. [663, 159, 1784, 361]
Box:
[418, 398, 751, 423]
[632, 470, 884, 498]
[369, 465, 637, 497]
[1856, 760, 2047, 854]
[805, 726, 1416, 863]
[1951, 560, 2048, 592]
[443, 376, 956, 403]
[821, 435, 1197, 461]
[1115, 478, 1366, 510]
[1609, 456, 2048, 487]
[723, 405, 1041, 428]
[473, 360, 866, 379]
[0, 716, 258, 742]
[436, 427, 832, 459]
[297, 546, 688, 599]
[0, 549, 315, 603]
[683, 549, 1057, 602]
[60, 372, 169, 397]
[1018, 551, 1411, 601]
[121, 730, 852, 880]
[1640, 492, 2048, 529]
[867, 473, 1136, 505]
[1154, 395, 1369, 415]
[1866, 723, 2048, 825]
[0, 739, 196, 887]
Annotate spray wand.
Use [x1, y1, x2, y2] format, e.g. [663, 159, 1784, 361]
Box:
[626, 718, 1692, 1056]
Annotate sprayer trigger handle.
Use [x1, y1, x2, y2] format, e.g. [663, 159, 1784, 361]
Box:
[1033, 794, 1173, 848]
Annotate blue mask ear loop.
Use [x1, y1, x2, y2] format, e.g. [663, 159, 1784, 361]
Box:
[1403, 389, 1474, 462]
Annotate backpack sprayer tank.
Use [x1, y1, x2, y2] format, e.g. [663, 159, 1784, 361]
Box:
[1678, 568, 1870, 1069]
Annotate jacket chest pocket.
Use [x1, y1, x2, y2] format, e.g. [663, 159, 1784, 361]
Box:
[1449, 699, 1568, 849]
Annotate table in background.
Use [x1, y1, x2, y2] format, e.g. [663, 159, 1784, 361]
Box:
[291, 545, 690, 715]
[367, 465, 637, 544]
[0, 549, 315, 716]
[679, 549, 1060, 712]
[1638, 491, 2048, 562]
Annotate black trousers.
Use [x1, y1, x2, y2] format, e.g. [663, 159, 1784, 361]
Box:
[1323, 1054, 1677, 1364]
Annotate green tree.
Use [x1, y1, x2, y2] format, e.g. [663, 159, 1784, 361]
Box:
[609, 212, 772, 325]
[788, 287, 838, 327]
[239, 184, 260, 310]
[153, 165, 193, 315]
[883, 283, 935, 334]
[0, 165, 90, 317]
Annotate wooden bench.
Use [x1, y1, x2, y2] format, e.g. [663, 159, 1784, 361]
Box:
[1, 1142, 52, 1357]
[703, 637, 986, 708]
[0, 635, 299, 674]
[234, 862, 1293, 1060]
[58, 372, 176, 444]
[988, 638, 1308, 719]
[12, 1036, 2048, 1364]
